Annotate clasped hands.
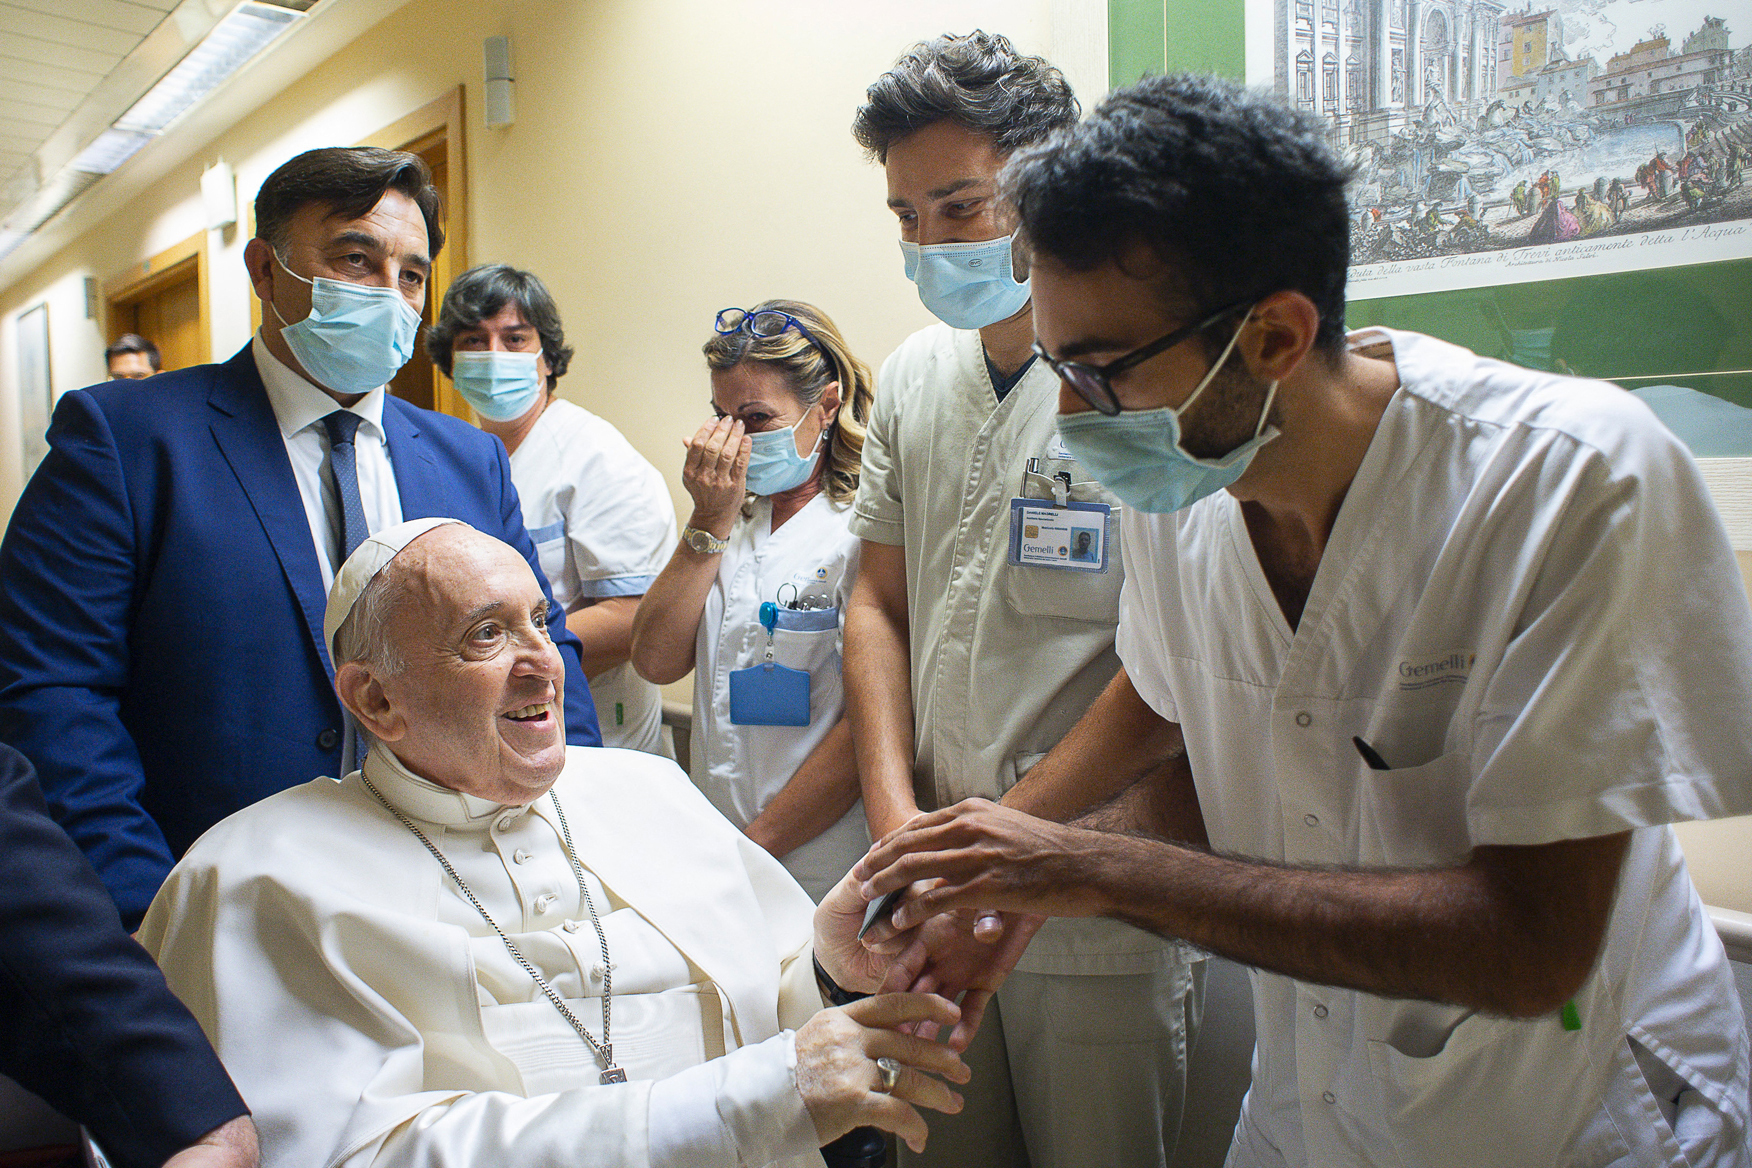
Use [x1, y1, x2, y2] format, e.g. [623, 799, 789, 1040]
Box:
[804, 799, 1100, 1150]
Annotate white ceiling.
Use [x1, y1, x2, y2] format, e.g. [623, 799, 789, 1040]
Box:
[0, 0, 407, 289]
[0, 0, 181, 196]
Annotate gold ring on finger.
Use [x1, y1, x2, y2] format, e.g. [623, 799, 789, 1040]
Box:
[876, 1056, 901, 1094]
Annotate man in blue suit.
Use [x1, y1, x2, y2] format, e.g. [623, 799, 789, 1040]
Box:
[0, 146, 601, 929]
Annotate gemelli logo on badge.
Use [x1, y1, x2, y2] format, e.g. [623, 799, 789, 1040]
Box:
[1397, 651, 1475, 690]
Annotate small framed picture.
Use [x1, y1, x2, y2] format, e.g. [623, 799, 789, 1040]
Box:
[17, 302, 51, 476]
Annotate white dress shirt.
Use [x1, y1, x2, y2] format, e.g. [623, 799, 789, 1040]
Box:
[252, 334, 403, 594]
[509, 398, 675, 753]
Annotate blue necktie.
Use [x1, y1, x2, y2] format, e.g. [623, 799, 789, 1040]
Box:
[322, 409, 370, 777]
[322, 410, 369, 567]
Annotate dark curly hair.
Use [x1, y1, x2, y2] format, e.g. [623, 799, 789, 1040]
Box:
[1005, 74, 1353, 355]
[852, 30, 1078, 162]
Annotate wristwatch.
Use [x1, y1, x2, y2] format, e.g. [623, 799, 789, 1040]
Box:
[814, 954, 870, 1006]
[682, 525, 729, 554]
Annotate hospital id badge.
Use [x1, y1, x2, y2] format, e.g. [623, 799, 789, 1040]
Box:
[1007, 498, 1113, 572]
[729, 662, 811, 726]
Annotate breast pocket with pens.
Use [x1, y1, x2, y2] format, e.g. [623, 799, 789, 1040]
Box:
[728, 600, 835, 727]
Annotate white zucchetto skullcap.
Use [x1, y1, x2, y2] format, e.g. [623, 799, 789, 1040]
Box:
[322, 517, 471, 662]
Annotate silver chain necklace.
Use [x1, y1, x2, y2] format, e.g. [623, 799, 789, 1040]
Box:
[362, 774, 627, 1084]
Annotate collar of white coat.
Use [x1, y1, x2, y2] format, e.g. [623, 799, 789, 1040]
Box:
[251, 332, 389, 443]
[362, 743, 523, 830]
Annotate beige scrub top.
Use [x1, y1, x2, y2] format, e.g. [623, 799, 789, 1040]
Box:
[852, 322, 1176, 977]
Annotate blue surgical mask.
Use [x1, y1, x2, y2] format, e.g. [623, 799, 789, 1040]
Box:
[269, 253, 422, 395]
[451, 350, 546, 422]
[1054, 312, 1279, 514]
[745, 417, 821, 496]
[900, 233, 1031, 330]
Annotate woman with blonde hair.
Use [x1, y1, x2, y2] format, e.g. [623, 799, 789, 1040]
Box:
[632, 300, 875, 901]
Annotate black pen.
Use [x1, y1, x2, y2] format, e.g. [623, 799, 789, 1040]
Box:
[859, 886, 907, 939]
[1352, 736, 1391, 771]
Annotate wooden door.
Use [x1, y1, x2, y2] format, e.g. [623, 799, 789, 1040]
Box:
[115, 268, 200, 373]
[386, 138, 446, 411]
[105, 232, 211, 377]
[359, 89, 468, 420]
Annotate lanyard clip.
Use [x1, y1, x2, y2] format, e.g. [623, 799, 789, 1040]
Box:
[1024, 459, 1073, 507]
[758, 601, 778, 661]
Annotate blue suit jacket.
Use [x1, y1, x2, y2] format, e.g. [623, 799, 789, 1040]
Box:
[0, 742, 247, 1168]
[0, 344, 601, 927]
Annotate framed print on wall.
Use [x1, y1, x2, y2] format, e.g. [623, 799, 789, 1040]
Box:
[1247, 0, 1752, 298]
[17, 302, 51, 477]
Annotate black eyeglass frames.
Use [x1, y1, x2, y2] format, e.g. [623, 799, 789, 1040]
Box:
[1031, 299, 1255, 415]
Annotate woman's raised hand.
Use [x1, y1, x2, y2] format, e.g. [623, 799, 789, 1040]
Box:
[682, 415, 749, 530]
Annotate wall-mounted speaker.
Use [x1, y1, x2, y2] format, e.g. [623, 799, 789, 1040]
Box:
[485, 37, 515, 128]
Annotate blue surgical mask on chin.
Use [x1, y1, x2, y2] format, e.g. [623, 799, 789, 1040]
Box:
[1054, 311, 1280, 514]
[745, 417, 822, 496]
[451, 350, 546, 422]
[269, 253, 422, 396]
[900, 233, 1031, 330]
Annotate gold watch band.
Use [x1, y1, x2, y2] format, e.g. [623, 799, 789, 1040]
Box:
[682, 525, 729, 554]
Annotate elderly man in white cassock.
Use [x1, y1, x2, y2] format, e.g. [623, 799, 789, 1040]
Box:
[139, 517, 968, 1168]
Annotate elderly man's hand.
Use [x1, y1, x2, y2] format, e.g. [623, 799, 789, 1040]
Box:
[817, 814, 1044, 1052]
[796, 994, 969, 1154]
[872, 907, 1044, 1050]
[813, 865, 911, 994]
[854, 799, 1111, 929]
[161, 1116, 258, 1168]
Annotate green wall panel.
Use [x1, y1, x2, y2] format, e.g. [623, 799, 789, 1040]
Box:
[1347, 259, 1752, 399]
[1106, 0, 1751, 394]
[1109, 0, 1167, 88]
[1109, 0, 1242, 81]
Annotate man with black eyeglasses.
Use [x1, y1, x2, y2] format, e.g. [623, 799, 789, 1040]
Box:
[842, 31, 1198, 1168]
[856, 75, 1752, 1167]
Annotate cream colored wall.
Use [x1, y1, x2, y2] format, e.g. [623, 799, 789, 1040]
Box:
[1677, 549, 1752, 915]
[469, 0, 1105, 500]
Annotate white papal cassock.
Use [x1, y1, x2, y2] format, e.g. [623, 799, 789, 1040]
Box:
[139, 744, 827, 1168]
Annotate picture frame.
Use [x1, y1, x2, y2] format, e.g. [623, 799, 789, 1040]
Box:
[17, 302, 51, 477]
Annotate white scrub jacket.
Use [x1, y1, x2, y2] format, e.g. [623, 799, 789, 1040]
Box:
[1118, 328, 1752, 1167]
[691, 492, 867, 902]
[509, 398, 676, 753]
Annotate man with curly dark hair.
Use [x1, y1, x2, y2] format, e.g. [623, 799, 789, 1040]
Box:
[844, 33, 1199, 1168]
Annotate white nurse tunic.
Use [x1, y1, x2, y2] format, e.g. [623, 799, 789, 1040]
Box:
[691, 493, 867, 902]
[509, 399, 676, 754]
